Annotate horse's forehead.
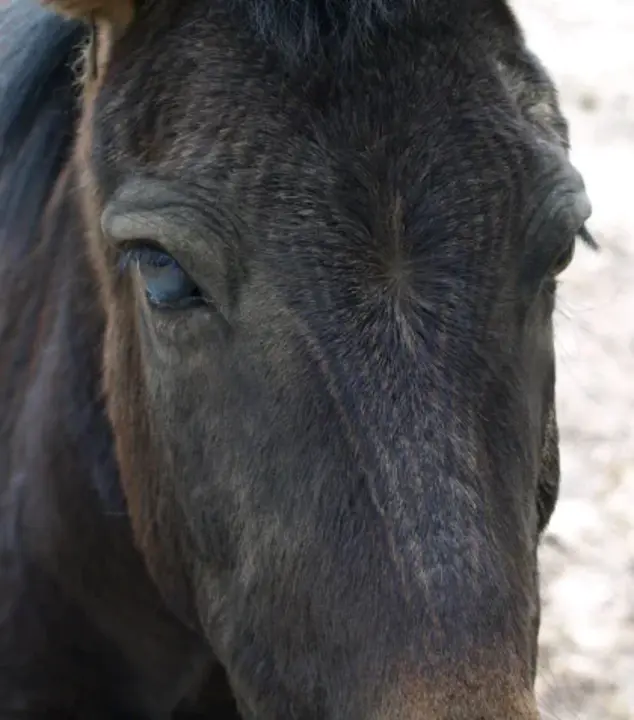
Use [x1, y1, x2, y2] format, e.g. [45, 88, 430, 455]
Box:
[90, 7, 553, 236]
[100, 31, 532, 189]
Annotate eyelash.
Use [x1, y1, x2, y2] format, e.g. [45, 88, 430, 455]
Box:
[119, 244, 206, 310]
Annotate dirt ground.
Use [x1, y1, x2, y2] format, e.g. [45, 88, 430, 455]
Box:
[508, 1, 634, 717]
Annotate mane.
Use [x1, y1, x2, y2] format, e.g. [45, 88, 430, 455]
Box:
[0, 3, 125, 503]
[0, 2, 87, 253]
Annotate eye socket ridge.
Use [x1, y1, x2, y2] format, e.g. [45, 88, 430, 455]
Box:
[119, 243, 207, 311]
[526, 184, 596, 280]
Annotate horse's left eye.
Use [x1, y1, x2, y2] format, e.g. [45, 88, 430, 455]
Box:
[123, 246, 204, 310]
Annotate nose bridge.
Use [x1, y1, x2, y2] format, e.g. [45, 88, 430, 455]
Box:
[334, 403, 538, 720]
[304, 315, 537, 713]
[345, 379, 516, 634]
[322, 322, 489, 558]
[312, 317, 534, 631]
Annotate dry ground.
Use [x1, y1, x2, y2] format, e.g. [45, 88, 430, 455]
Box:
[510, 1, 634, 717]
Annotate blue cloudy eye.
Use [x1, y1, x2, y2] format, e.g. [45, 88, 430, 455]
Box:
[123, 246, 203, 309]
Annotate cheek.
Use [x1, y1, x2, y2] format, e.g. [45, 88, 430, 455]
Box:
[103, 297, 201, 627]
[142, 359, 238, 572]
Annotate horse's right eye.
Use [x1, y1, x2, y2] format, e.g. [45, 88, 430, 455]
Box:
[121, 245, 205, 310]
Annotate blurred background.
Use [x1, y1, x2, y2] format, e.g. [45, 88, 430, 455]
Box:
[510, 1, 634, 717]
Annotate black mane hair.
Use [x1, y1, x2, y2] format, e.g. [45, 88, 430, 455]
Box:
[0, 2, 87, 251]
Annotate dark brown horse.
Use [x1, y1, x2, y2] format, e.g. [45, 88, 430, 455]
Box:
[0, 0, 596, 717]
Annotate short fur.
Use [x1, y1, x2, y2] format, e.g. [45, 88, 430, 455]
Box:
[1, 0, 594, 717]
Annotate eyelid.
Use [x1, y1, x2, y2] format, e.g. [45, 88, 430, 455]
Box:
[102, 197, 211, 275]
[102, 208, 178, 248]
[102, 177, 193, 236]
[523, 187, 593, 255]
[571, 188, 593, 226]
[102, 205, 234, 319]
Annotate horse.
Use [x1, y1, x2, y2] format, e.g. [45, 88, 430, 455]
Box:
[0, 0, 596, 717]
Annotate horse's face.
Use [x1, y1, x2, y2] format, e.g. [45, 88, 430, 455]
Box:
[70, 0, 590, 716]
